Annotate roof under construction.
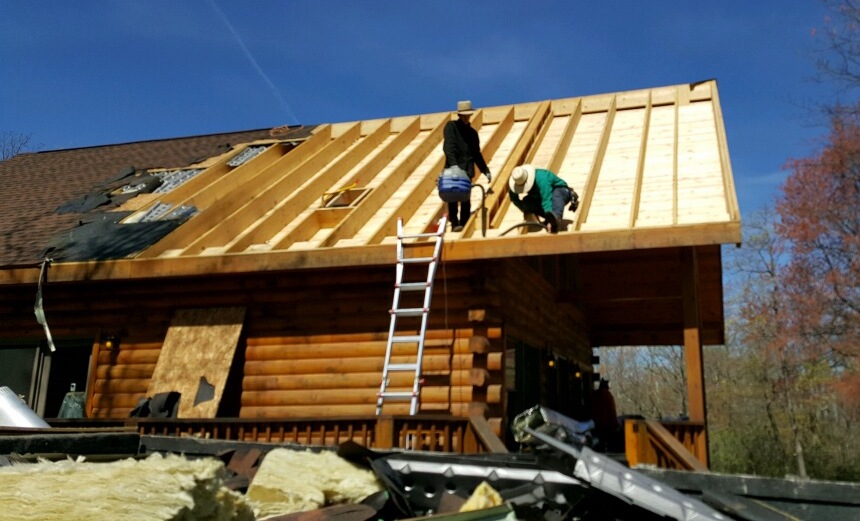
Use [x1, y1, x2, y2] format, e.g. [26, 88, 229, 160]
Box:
[0, 79, 739, 281]
[0, 80, 740, 348]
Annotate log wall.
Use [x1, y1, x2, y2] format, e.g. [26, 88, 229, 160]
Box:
[3, 255, 590, 434]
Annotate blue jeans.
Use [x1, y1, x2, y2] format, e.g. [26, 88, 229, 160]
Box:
[549, 187, 572, 221]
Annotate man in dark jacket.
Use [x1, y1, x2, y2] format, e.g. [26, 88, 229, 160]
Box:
[508, 164, 575, 233]
[443, 100, 491, 232]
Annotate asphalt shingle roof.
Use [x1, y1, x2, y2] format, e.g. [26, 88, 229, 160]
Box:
[0, 128, 309, 266]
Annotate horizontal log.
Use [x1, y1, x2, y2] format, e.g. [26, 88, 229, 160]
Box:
[240, 385, 502, 407]
[89, 407, 133, 419]
[97, 349, 161, 365]
[245, 340, 471, 362]
[247, 328, 502, 346]
[95, 364, 156, 379]
[97, 341, 164, 351]
[242, 370, 474, 391]
[90, 393, 145, 409]
[93, 378, 151, 394]
[243, 352, 501, 375]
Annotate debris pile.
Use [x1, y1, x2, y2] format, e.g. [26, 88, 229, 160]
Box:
[3, 406, 859, 520]
[0, 452, 254, 521]
[246, 448, 382, 519]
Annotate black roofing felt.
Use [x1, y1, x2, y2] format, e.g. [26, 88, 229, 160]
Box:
[40, 212, 187, 262]
[0, 126, 315, 266]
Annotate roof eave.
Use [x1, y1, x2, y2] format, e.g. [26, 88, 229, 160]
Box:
[0, 221, 740, 285]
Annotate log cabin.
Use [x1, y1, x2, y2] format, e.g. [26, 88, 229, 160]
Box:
[0, 80, 740, 465]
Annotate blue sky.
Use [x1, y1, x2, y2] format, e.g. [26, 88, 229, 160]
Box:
[0, 1, 841, 218]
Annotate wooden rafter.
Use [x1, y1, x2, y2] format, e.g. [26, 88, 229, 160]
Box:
[226, 120, 394, 252]
[488, 101, 552, 230]
[138, 126, 334, 258]
[572, 95, 617, 231]
[628, 92, 652, 229]
[711, 84, 741, 222]
[183, 123, 362, 254]
[317, 117, 449, 247]
[547, 99, 581, 175]
[672, 88, 680, 226]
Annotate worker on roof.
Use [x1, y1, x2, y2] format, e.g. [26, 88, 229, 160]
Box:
[508, 164, 578, 234]
[441, 100, 491, 233]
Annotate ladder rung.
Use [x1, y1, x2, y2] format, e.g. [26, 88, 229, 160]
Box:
[391, 307, 426, 317]
[389, 335, 422, 344]
[396, 282, 430, 291]
[400, 256, 436, 264]
[400, 232, 442, 240]
[378, 391, 417, 398]
[387, 363, 419, 371]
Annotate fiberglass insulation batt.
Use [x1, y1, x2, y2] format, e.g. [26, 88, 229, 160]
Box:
[246, 448, 383, 520]
[0, 453, 254, 521]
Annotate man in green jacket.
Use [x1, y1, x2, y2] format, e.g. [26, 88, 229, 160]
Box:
[508, 164, 577, 233]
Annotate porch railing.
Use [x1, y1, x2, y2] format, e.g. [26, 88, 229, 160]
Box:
[624, 418, 708, 471]
[45, 414, 508, 454]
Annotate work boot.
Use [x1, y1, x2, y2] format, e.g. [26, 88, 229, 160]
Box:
[544, 213, 559, 234]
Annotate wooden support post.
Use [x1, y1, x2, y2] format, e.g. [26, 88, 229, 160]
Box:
[682, 247, 709, 467]
[375, 416, 395, 449]
[624, 419, 646, 468]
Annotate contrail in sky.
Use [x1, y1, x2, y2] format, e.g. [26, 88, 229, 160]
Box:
[208, 0, 299, 125]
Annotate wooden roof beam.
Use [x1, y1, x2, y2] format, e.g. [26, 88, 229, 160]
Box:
[547, 99, 582, 175]
[710, 82, 741, 223]
[139, 142, 287, 219]
[225, 119, 396, 253]
[360, 121, 452, 244]
[270, 117, 425, 250]
[672, 89, 680, 226]
[139, 126, 333, 258]
[488, 101, 552, 230]
[180, 123, 361, 254]
[317, 117, 449, 247]
[571, 95, 618, 231]
[628, 92, 652, 229]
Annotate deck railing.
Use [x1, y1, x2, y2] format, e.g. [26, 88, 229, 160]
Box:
[47, 414, 508, 454]
[624, 418, 708, 471]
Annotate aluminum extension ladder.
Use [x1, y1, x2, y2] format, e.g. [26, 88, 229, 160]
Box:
[376, 216, 447, 415]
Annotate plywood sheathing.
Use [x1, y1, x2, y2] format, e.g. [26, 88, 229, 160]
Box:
[147, 307, 246, 418]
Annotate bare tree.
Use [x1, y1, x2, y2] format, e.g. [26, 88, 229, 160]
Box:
[0, 131, 34, 160]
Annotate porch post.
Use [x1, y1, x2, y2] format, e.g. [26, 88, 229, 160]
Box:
[682, 247, 709, 466]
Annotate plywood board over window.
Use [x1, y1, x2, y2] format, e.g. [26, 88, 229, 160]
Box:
[147, 307, 246, 418]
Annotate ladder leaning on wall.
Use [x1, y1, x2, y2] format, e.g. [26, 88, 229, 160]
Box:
[376, 216, 447, 416]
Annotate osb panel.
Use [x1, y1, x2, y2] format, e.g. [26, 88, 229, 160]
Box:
[147, 307, 246, 418]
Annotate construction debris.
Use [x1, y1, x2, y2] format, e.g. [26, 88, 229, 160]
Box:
[246, 448, 383, 519]
[0, 452, 253, 521]
[2, 406, 860, 520]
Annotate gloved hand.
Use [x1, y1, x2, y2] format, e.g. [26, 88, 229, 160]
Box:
[569, 190, 580, 212]
[483, 171, 492, 182]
